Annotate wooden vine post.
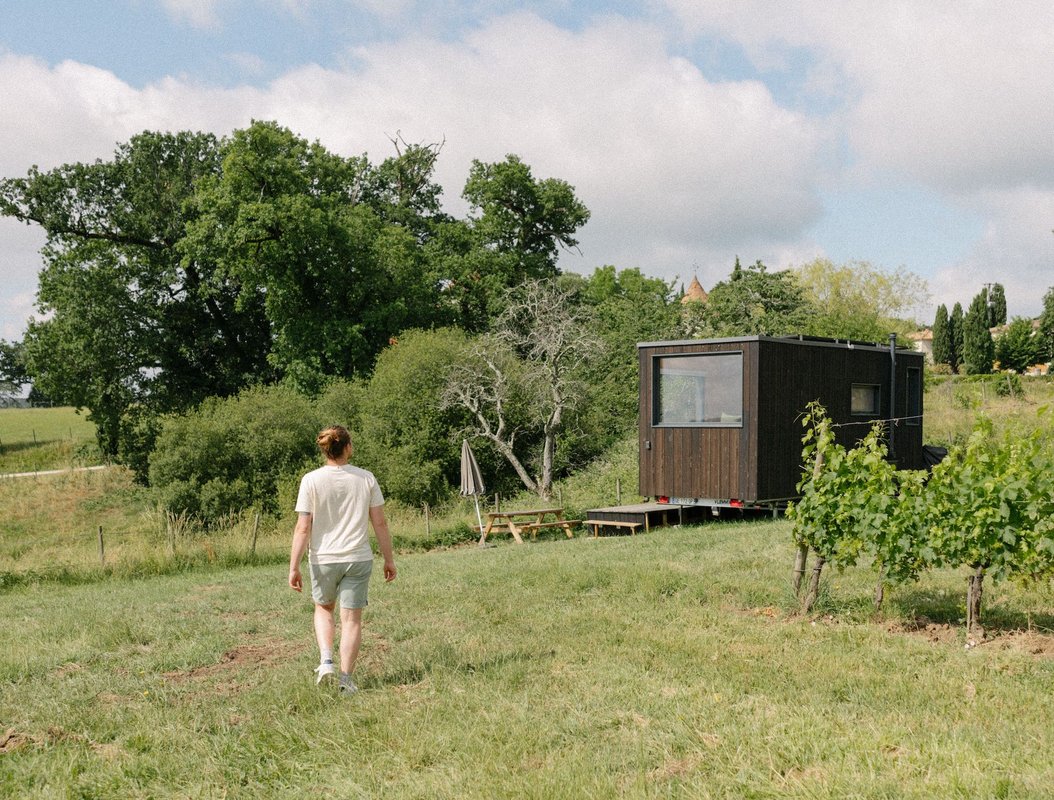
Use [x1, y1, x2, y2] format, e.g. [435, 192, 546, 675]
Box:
[966, 565, 986, 639]
[803, 555, 826, 613]
[249, 512, 260, 556]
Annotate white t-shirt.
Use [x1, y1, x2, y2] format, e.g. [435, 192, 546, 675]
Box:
[295, 464, 385, 564]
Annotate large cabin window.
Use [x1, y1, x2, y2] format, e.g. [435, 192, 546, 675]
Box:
[654, 352, 743, 427]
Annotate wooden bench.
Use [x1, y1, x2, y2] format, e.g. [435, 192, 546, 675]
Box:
[584, 519, 643, 538]
[480, 508, 578, 544]
[517, 519, 582, 540]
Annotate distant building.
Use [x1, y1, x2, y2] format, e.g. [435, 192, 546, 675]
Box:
[906, 329, 933, 363]
[681, 275, 708, 305]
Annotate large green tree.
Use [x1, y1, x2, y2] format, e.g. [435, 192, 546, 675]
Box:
[0, 131, 272, 455]
[436, 154, 591, 328]
[986, 283, 1007, 327]
[793, 258, 928, 341]
[183, 121, 438, 392]
[949, 302, 965, 373]
[2, 123, 591, 466]
[931, 304, 952, 368]
[995, 317, 1043, 372]
[962, 292, 995, 374]
[1039, 287, 1054, 362]
[686, 258, 814, 337]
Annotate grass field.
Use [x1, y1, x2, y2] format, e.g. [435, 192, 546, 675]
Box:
[3, 382, 1054, 797]
[924, 374, 1054, 446]
[0, 406, 100, 474]
[2, 521, 1053, 798]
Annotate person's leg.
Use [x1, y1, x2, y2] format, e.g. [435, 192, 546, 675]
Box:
[314, 601, 336, 656]
[336, 561, 372, 693]
[338, 606, 363, 676]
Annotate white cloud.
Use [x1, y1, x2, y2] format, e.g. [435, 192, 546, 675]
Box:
[263, 13, 830, 283]
[27, 7, 1054, 332]
[662, 1, 1054, 195]
[0, 219, 46, 341]
[662, 1, 1054, 312]
[1, 13, 832, 320]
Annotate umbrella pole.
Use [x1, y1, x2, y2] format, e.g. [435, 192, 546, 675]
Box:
[474, 496, 486, 546]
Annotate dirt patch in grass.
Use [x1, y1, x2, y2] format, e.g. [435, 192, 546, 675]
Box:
[1, 725, 106, 754]
[887, 616, 960, 644]
[977, 630, 1054, 657]
[886, 616, 1054, 656]
[0, 728, 36, 753]
[162, 637, 301, 688]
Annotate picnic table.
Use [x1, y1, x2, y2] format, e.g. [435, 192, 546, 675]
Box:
[479, 507, 582, 545]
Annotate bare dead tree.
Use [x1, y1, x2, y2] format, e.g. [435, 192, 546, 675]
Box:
[442, 279, 601, 499]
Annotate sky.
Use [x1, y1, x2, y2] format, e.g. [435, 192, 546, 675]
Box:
[2, 0, 1053, 341]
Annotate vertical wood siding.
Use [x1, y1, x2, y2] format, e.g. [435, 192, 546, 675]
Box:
[640, 337, 925, 503]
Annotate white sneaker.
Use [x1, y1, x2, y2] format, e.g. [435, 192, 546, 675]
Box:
[314, 661, 336, 686]
[339, 677, 358, 695]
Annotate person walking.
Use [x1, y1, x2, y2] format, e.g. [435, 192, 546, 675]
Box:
[289, 426, 397, 695]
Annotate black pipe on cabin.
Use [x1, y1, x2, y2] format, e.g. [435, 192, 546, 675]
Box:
[888, 333, 897, 460]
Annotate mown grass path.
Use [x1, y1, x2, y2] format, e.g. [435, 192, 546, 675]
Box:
[2, 521, 1052, 798]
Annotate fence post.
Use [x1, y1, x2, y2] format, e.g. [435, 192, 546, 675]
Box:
[424, 503, 431, 538]
[97, 526, 105, 566]
[168, 514, 176, 555]
[250, 512, 260, 556]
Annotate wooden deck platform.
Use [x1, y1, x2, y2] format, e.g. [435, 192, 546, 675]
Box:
[582, 502, 707, 533]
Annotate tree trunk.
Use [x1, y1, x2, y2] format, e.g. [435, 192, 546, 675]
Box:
[793, 448, 825, 598]
[966, 565, 986, 639]
[803, 555, 826, 613]
[874, 566, 886, 611]
[792, 543, 810, 597]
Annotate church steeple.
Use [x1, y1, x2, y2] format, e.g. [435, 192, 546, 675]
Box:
[681, 275, 708, 304]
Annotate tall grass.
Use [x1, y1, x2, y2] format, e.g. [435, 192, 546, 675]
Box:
[2, 522, 1053, 798]
[924, 374, 1054, 446]
[0, 466, 488, 587]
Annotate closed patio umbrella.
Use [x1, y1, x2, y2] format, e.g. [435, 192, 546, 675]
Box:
[460, 439, 486, 544]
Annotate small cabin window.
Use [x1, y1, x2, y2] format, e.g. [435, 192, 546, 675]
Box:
[654, 352, 742, 427]
[906, 367, 921, 425]
[851, 384, 880, 416]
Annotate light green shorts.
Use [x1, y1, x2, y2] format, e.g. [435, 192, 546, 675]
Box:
[309, 560, 373, 609]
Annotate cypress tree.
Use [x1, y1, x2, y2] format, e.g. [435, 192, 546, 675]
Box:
[1039, 287, 1054, 362]
[949, 302, 964, 373]
[963, 293, 995, 374]
[932, 304, 951, 367]
[987, 283, 1007, 327]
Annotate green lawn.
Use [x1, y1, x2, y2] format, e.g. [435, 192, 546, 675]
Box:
[2, 521, 1053, 798]
[0, 406, 100, 473]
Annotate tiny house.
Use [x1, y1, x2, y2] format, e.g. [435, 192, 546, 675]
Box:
[637, 335, 925, 507]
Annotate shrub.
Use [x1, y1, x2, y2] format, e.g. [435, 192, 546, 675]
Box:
[354, 328, 477, 506]
[150, 385, 321, 520]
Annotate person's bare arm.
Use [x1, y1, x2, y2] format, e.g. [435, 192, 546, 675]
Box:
[288, 512, 312, 592]
[369, 505, 397, 582]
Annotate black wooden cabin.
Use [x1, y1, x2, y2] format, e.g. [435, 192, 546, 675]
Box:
[637, 335, 925, 506]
